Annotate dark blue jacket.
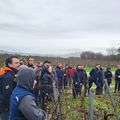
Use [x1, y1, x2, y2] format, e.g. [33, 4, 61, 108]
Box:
[9, 85, 35, 120]
[89, 68, 101, 81]
[73, 69, 87, 85]
[40, 71, 53, 95]
[115, 69, 120, 81]
[55, 66, 63, 81]
[0, 67, 17, 113]
[105, 70, 112, 80]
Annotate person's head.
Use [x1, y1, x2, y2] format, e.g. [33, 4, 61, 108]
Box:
[48, 66, 53, 73]
[57, 63, 62, 68]
[65, 64, 69, 69]
[77, 64, 83, 69]
[5, 55, 20, 70]
[95, 64, 101, 69]
[106, 66, 111, 71]
[43, 60, 51, 68]
[117, 65, 120, 69]
[27, 58, 35, 66]
[16, 66, 36, 90]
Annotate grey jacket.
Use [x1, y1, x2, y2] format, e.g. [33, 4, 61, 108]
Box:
[16, 66, 46, 120]
[18, 95, 45, 120]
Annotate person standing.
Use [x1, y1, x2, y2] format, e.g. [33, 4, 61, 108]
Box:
[89, 64, 101, 95]
[104, 67, 113, 91]
[9, 67, 46, 120]
[73, 64, 87, 98]
[40, 66, 54, 111]
[0, 55, 20, 120]
[55, 63, 63, 92]
[115, 65, 120, 93]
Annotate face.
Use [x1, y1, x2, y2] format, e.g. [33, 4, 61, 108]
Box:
[48, 66, 53, 73]
[33, 80, 37, 89]
[8, 58, 20, 70]
[78, 65, 83, 69]
[45, 63, 51, 68]
[96, 64, 100, 69]
[118, 65, 120, 69]
[29, 60, 34, 65]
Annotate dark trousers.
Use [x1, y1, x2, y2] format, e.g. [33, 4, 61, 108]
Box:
[73, 84, 82, 98]
[105, 79, 111, 92]
[118, 80, 120, 92]
[114, 80, 120, 92]
[41, 92, 48, 112]
[0, 112, 9, 120]
[89, 79, 101, 94]
[83, 82, 87, 96]
[115, 80, 118, 92]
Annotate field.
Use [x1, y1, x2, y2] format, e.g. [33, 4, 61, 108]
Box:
[84, 66, 116, 72]
[47, 80, 120, 120]
[0, 54, 120, 120]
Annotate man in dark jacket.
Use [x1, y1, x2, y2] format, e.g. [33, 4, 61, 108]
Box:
[0, 55, 20, 120]
[115, 65, 120, 92]
[40, 66, 53, 111]
[9, 66, 46, 120]
[104, 67, 113, 91]
[98, 66, 105, 94]
[55, 63, 63, 92]
[73, 64, 87, 98]
[40, 60, 51, 81]
[39, 61, 51, 110]
[89, 64, 101, 95]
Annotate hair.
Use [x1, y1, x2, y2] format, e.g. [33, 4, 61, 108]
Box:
[43, 60, 51, 64]
[5, 55, 20, 66]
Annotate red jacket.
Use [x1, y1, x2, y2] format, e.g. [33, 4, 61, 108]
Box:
[68, 67, 74, 77]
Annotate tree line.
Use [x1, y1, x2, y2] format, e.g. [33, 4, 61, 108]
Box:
[0, 47, 120, 67]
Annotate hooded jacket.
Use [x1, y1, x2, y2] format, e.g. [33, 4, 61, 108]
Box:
[9, 67, 46, 120]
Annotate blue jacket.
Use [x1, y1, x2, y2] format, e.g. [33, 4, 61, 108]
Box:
[73, 69, 87, 85]
[89, 68, 101, 81]
[55, 66, 63, 81]
[9, 85, 35, 120]
[105, 70, 112, 80]
[10, 67, 46, 120]
[115, 69, 120, 81]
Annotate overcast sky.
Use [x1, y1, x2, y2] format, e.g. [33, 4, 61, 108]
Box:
[0, 0, 120, 55]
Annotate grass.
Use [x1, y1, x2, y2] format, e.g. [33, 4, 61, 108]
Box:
[84, 66, 117, 72]
[47, 80, 120, 120]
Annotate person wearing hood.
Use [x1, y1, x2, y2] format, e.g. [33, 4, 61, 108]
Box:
[9, 67, 46, 120]
[0, 55, 20, 120]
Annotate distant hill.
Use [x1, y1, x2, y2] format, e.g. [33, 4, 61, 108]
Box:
[0, 50, 8, 54]
[0, 49, 81, 58]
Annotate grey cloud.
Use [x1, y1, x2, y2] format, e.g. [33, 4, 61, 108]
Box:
[0, 0, 120, 54]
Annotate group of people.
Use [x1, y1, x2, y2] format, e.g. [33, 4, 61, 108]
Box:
[0, 56, 46, 120]
[0, 55, 120, 120]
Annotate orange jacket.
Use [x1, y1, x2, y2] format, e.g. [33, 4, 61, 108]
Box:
[0, 66, 14, 75]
